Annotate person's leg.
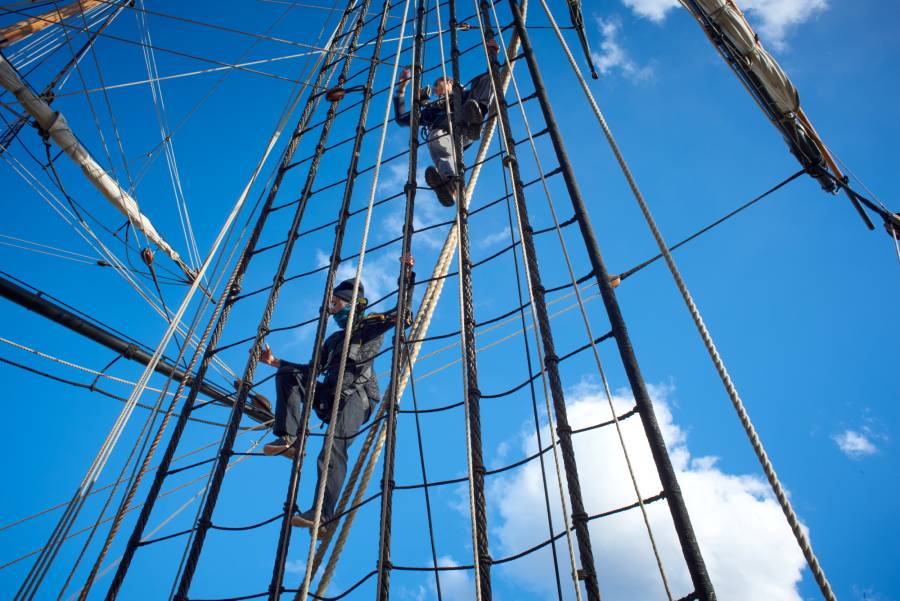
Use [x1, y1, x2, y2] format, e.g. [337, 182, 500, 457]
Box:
[427, 128, 456, 179]
[467, 72, 494, 110]
[315, 390, 370, 519]
[292, 389, 371, 530]
[426, 127, 457, 207]
[274, 364, 309, 437]
[459, 73, 493, 141]
[266, 364, 308, 455]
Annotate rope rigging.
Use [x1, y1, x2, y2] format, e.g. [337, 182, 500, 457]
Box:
[2, 0, 888, 599]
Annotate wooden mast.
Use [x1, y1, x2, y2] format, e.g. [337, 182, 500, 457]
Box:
[0, 0, 103, 48]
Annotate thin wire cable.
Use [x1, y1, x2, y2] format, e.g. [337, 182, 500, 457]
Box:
[294, 0, 413, 596]
[539, 0, 835, 598]
[12, 8, 329, 591]
[430, 0, 487, 596]
[469, 8, 586, 598]
[2, 146, 232, 383]
[311, 6, 532, 591]
[486, 0, 673, 594]
[46, 0, 144, 251]
[134, 0, 202, 271]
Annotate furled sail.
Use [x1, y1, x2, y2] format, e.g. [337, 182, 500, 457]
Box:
[680, 0, 855, 203]
[0, 54, 196, 278]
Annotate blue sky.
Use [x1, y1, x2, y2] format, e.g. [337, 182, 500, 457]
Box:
[0, 0, 898, 599]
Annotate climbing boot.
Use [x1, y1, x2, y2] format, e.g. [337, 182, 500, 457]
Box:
[291, 509, 316, 529]
[425, 166, 456, 207]
[291, 509, 332, 537]
[459, 99, 483, 140]
[263, 435, 296, 457]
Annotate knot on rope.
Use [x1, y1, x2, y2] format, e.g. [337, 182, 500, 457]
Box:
[576, 567, 593, 581]
[403, 182, 417, 194]
[479, 552, 494, 567]
[571, 510, 588, 524]
[197, 518, 212, 530]
[380, 478, 396, 491]
[544, 353, 560, 366]
[502, 155, 516, 167]
[556, 424, 573, 436]
[267, 583, 284, 596]
[468, 385, 482, 401]
[122, 343, 139, 360]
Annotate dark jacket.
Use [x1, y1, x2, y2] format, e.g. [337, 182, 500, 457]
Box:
[394, 93, 451, 131]
[393, 73, 488, 131]
[313, 271, 416, 403]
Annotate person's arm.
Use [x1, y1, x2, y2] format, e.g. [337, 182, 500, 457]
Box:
[259, 343, 281, 368]
[259, 343, 308, 370]
[394, 67, 412, 127]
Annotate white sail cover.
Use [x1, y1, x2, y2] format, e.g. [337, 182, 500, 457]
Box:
[687, 0, 798, 115]
[0, 55, 193, 277]
[681, 0, 834, 191]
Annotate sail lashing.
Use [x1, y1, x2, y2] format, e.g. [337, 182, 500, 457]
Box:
[0, 55, 197, 279]
[679, 0, 874, 227]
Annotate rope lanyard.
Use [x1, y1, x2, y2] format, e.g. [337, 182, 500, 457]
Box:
[534, 0, 837, 598]
[101, 4, 363, 597]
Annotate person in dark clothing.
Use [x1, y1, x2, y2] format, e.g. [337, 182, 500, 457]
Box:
[393, 39, 500, 207]
[258, 254, 415, 532]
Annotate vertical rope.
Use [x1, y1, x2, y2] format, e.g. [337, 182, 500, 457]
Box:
[434, 0, 493, 596]
[470, 4, 599, 599]
[294, 0, 414, 596]
[266, 0, 392, 596]
[486, 0, 674, 595]
[310, 5, 531, 591]
[375, 0, 426, 595]
[499, 152, 566, 601]
[518, 0, 723, 596]
[101, 7, 359, 596]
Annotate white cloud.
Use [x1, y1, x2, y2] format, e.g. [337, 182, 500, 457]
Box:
[621, 0, 679, 22]
[432, 555, 475, 601]
[284, 559, 305, 574]
[591, 17, 653, 81]
[832, 429, 877, 459]
[332, 251, 401, 304]
[477, 226, 511, 249]
[378, 161, 409, 194]
[619, 0, 827, 50]
[488, 380, 807, 600]
[381, 166, 449, 252]
[740, 0, 828, 50]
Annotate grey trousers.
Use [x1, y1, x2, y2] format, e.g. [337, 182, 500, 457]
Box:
[274, 363, 373, 518]
[427, 73, 494, 179]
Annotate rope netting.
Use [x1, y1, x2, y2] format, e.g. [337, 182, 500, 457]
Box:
[1, 0, 858, 600]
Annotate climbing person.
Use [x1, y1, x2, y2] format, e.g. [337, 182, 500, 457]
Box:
[393, 38, 500, 207]
[258, 254, 416, 533]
